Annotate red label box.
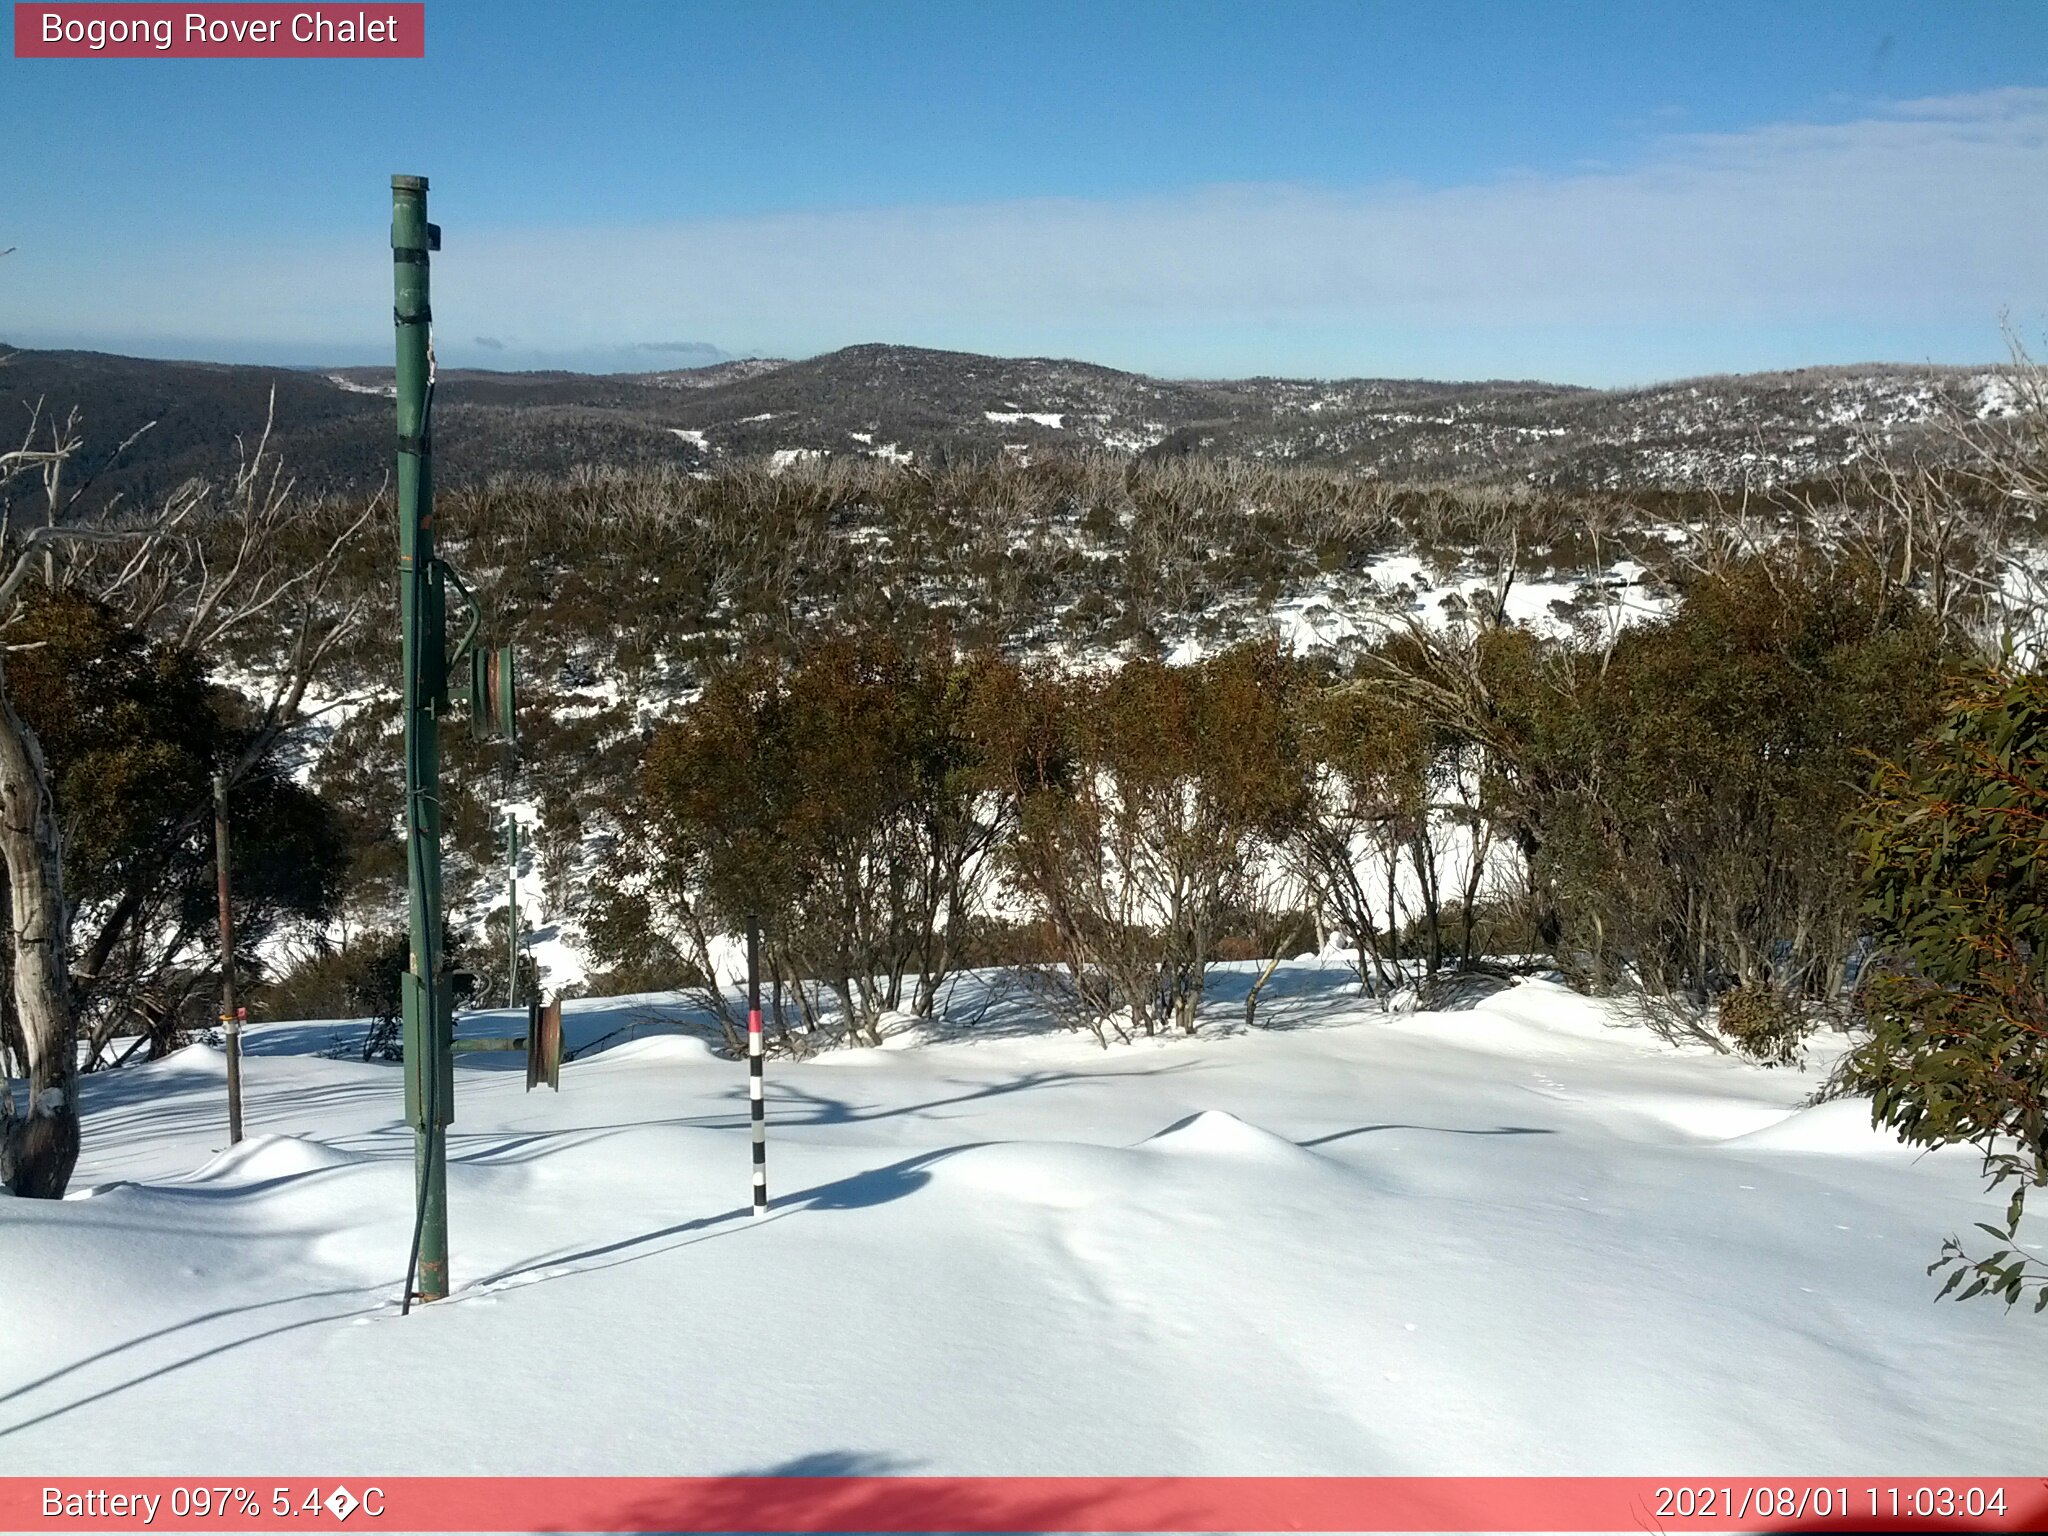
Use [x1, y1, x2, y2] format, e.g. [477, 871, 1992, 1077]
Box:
[13, 4, 424, 58]
[4, 1476, 2047, 1533]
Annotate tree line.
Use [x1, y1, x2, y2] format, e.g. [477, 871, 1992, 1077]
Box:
[1, 369, 2042, 1317]
[584, 542, 1957, 1062]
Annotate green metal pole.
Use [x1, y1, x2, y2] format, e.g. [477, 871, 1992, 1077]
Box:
[393, 174, 451, 1308]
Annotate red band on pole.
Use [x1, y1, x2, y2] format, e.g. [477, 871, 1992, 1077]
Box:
[749, 1007, 763, 1034]
[5, 1477, 2044, 1532]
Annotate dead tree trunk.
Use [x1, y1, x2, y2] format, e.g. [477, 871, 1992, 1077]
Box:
[0, 671, 79, 1198]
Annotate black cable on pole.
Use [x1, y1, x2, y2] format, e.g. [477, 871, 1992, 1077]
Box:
[399, 640, 442, 1314]
[400, 361, 440, 1317]
[399, 1059, 441, 1316]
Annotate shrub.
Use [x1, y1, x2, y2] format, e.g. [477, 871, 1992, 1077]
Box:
[1716, 984, 1807, 1066]
[1498, 551, 1951, 1009]
[1852, 668, 2048, 1311]
[258, 926, 473, 1058]
[1001, 643, 1307, 1038]
[260, 929, 411, 1026]
[603, 631, 1021, 1044]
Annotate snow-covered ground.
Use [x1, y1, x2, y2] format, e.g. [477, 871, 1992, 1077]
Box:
[1, 966, 2036, 1476]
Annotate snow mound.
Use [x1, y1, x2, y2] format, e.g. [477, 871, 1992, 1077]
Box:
[585, 1034, 717, 1066]
[1386, 977, 1654, 1056]
[877, 1030, 929, 1051]
[1472, 977, 1629, 1039]
[935, 1141, 1134, 1209]
[934, 1113, 1338, 1211]
[1721, 1098, 1919, 1156]
[26, 962, 2045, 1477]
[1139, 1110, 1319, 1165]
[1617, 1093, 1794, 1140]
[187, 1134, 364, 1183]
[876, 1011, 930, 1050]
[62, 1181, 133, 1201]
[147, 1041, 227, 1075]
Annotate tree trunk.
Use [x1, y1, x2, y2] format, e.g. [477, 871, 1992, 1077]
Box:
[831, 977, 864, 1046]
[0, 677, 79, 1199]
[1244, 952, 1284, 1028]
[1460, 820, 1490, 967]
[1515, 822, 1563, 956]
[1414, 833, 1443, 976]
[1385, 850, 1402, 980]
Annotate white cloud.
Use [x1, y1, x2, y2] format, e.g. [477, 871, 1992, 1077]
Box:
[9, 88, 2046, 380]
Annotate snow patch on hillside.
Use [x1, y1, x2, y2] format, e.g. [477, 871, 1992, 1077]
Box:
[326, 374, 394, 398]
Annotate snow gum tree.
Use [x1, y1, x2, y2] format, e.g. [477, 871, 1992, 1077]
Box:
[0, 612, 73, 1194]
[1577, 553, 1948, 1025]
[1853, 669, 2048, 1311]
[1002, 643, 1304, 1040]
[6, 587, 348, 1070]
[603, 631, 1018, 1046]
[0, 412, 116, 1195]
[1286, 658, 1440, 993]
[1364, 549, 1952, 1052]
[0, 402, 367, 1197]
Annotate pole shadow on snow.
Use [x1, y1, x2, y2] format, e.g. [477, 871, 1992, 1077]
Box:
[73, 1058, 1189, 1191]
[0, 1163, 838, 1442]
[14, 1060, 1202, 1443]
[0, 1282, 396, 1440]
[412, 1062, 1206, 1156]
[1298, 1123, 1554, 1149]
[1, 1138, 988, 1439]
[75, 1052, 1327, 1201]
[289, 1061, 1205, 1175]
[79, 1074, 399, 1139]
[745, 1062, 1204, 1129]
[464, 1145, 990, 1295]
[346, 1063, 1205, 1162]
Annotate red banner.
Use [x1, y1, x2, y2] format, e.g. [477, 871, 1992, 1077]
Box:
[12, 4, 423, 58]
[3, 1477, 2045, 1532]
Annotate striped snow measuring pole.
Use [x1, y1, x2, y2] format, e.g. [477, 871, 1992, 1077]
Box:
[747, 915, 767, 1216]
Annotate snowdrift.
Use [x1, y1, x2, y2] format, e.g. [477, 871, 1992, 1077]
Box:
[0, 961, 2033, 1478]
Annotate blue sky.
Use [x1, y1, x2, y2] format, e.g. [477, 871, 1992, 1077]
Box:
[4, 0, 2047, 383]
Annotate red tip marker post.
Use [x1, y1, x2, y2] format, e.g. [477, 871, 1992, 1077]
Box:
[746, 915, 766, 1217]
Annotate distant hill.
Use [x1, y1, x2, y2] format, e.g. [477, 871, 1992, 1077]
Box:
[0, 341, 2019, 514]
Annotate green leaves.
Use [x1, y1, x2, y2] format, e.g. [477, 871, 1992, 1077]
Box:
[1471, 549, 1952, 1035]
[625, 630, 1025, 1039]
[1857, 667, 2048, 1316]
[3, 586, 349, 1036]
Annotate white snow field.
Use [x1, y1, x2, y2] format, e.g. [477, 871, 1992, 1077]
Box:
[1, 966, 2040, 1478]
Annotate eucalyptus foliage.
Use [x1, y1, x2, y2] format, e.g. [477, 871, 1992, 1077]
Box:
[1854, 670, 2048, 1311]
